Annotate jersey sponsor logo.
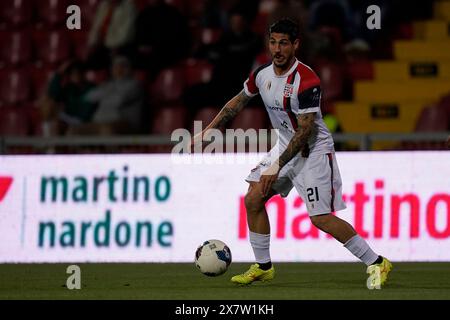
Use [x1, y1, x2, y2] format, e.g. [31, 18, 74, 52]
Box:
[267, 105, 284, 112]
[283, 83, 294, 98]
[266, 81, 272, 91]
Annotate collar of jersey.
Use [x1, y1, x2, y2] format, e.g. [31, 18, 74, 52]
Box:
[272, 59, 299, 78]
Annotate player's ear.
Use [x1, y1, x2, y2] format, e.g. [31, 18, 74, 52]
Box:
[293, 38, 300, 51]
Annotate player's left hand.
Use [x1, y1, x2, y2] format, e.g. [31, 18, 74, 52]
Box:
[260, 165, 280, 196]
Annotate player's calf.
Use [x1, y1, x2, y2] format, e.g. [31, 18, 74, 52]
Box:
[310, 214, 356, 244]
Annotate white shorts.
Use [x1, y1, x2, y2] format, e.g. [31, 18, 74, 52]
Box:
[246, 152, 347, 216]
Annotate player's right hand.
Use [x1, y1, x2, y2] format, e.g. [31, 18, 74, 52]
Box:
[260, 164, 280, 196]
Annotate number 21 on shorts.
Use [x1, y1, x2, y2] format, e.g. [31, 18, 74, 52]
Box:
[307, 187, 319, 202]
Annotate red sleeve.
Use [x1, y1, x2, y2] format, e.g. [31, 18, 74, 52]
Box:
[297, 64, 321, 94]
[297, 64, 322, 113]
[244, 70, 259, 96]
[243, 63, 271, 97]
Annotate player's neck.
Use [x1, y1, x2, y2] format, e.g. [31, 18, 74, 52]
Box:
[273, 57, 297, 76]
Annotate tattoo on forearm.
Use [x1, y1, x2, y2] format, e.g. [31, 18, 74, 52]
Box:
[214, 106, 239, 128]
[212, 91, 250, 129]
[278, 113, 316, 168]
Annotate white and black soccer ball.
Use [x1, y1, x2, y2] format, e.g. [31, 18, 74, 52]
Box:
[195, 239, 232, 277]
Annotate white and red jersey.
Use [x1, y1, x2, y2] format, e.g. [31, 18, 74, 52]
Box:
[243, 59, 334, 155]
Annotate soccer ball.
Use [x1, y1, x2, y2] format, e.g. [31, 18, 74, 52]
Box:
[195, 239, 232, 277]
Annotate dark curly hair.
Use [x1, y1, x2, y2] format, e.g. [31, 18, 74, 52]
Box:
[269, 18, 299, 43]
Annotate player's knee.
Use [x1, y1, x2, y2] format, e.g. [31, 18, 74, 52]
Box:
[244, 191, 265, 214]
[310, 214, 332, 231]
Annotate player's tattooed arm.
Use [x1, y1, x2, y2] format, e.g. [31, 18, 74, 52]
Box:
[208, 90, 251, 129]
[278, 112, 316, 168]
[191, 90, 251, 149]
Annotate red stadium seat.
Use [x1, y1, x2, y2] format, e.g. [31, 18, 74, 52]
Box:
[318, 26, 343, 51]
[253, 51, 272, 69]
[0, 107, 30, 136]
[438, 93, 450, 117]
[321, 100, 336, 115]
[230, 107, 268, 130]
[397, 102, 449, 150]
[318, 26, 343, 59]
[135, 0, 184, 13]
[165, 0, 186, 12]
[313, 60, 344, 102]
[393, 22, 414, 40]
[190, 26, 223, 47]
[33, 30, 72, 66]
[415, 104, 448, 132]
[0, 69, 31, 106]
[191, 106, 220, 132]
[252, 12, 269, 36]
[151, 105, 188, 134]
[184, 0, 205, 19]
[26, 104, 44, 136]
[0, 0, 33, 27]
[0, 30, 33, 67]
[183, 59, 213, 87]
[30, 66, 54, 99]
[149, 104, 188, 153]
[134, 0, 149, 11]
[36, 0, 70, 27]
[85, 69, 108, 85]
[134, 69, 148, 86]
[26, 104, 62, 138]
[149, 67, 186, 104]
[69, 30, 89, 61]
[201, 28, 222, 45]
[228, 107, 269, 153]
[346, 59, 374, 81]
[77, 0, 101, 29]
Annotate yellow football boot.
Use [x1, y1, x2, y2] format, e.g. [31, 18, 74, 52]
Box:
[366, 257, 393, 289]
[231, 263, 275, 285]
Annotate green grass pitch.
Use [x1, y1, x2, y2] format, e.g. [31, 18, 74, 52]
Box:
[1, 263, 449, 300]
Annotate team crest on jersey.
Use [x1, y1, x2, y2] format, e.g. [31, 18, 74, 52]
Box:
[283, 83, 294, 98]
[266, 81, 272, 91]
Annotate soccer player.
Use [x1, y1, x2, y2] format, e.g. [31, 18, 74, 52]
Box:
[192, 18, 392, 287]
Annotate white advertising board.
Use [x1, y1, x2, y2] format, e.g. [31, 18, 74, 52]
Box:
[0, 152, 449, 262]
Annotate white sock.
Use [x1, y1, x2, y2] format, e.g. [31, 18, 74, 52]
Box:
[343, 235, 379, 266]
[249, 231, 271, 264]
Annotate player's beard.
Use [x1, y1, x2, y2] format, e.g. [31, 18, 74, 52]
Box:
[273, 53, 294, 70]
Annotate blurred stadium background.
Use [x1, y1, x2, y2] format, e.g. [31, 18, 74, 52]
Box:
[0, 0, 448, 153]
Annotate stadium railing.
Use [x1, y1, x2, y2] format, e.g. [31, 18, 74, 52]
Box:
[0, 132, 449, 154]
